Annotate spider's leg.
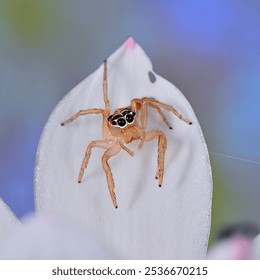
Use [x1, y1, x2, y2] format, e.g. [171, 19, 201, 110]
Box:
[103, 60, 110, 113]
[156, 107, 173, 129]
[101, 145, 121, 208]
[78, 140, 112, 183]
[142, 97, 192, 125]
[143, 130, 167, 187]
[61, 108, 104, 126]
[131, 98, 172, 130]
[137, 129, 146, 150]
[131, 98, 148, 130]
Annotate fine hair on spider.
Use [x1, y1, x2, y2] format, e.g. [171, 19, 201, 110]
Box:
[61, 60, 192, 208]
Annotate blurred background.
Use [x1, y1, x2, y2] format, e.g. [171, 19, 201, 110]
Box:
[0, 0, 259, 246]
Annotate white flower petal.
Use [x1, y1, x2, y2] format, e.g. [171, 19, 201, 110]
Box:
[35, 37, 212, 259]
[251, 234, 260, 259]
[0, 213, 115, 259]
[0, 198, 20, 246]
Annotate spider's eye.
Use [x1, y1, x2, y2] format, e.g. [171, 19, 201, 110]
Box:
[111, 120, 116, 126]
[122, 109, 131, 116]
[117, 118, 126, 127]
[112, 114, 122, 120]
[126, 114, 134, 123]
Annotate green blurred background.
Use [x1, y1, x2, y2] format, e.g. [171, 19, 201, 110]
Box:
[0, 0, 260, 246]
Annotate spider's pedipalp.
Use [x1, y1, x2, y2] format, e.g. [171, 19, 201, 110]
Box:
[119, 141, 134, 157]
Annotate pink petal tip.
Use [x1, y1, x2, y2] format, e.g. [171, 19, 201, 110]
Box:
[232, 236, 252, 260]
[124, 36, 136, 49]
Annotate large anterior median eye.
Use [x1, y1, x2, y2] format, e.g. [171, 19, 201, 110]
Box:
[117, 118, 126, 127]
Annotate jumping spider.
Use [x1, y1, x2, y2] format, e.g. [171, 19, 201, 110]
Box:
[61, 60, 192, 208]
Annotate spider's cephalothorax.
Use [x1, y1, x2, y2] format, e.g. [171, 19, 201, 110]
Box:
[107, 108, 140, 144]
[61, 60, 192, 208]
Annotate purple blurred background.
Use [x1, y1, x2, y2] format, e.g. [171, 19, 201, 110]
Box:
[0, 0, 259, 244]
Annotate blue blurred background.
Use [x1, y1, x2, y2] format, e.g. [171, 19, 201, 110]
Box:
[0, 0, 259, 245]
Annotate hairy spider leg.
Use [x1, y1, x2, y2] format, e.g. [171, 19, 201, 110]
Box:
[142, 97, 192, 125]
[102, 145, 122, 208]
[130, 99, 148, 129]
[102, 60, 112, 139]
[130, 97, 192, 130]
[143, 130, 167, 187]
[155, 107, 173, 129]
[103, 60, 110, 113]
[78, 140, 121, 208]
[137, 129, 146, 150]
[78, 140, 113, 183]
[61, 108, 104, 126]
[61, 61, 111, 128]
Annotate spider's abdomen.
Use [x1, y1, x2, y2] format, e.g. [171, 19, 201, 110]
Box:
[120, 125, 141, 144]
